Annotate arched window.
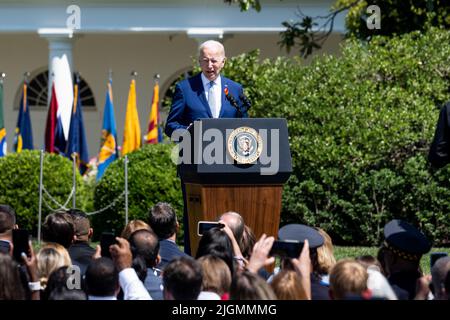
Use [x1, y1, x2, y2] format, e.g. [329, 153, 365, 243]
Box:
[17, 69, 96, 108]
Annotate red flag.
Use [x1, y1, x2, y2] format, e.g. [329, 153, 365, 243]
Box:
[45, 83, 58, 153]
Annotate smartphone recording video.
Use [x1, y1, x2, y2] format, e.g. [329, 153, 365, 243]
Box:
[12, 229, 30, 263]
[430, 252, 448, 268]
[197, 221, 225, 236]
[269, 240, 303, 259]
[100, 232, 117, 258]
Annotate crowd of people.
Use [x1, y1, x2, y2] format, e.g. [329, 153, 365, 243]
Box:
[0, 202, 448, 300]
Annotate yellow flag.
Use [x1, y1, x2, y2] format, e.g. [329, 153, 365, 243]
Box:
[122, 79, 141, 155]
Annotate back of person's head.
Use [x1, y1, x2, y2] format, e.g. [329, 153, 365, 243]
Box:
[37, 243, 72, 289]
[0, 204, 16, 238]
[121, 219, 152, 240]
[163, 257, 202, 300]
[230, 271, 277, 300]
[329, 259, 369, 300]
[431, 256, 450, 300]
[42, 211, 75, 248]
[68, 209, 92, 242]
[195, 227, 235, 276]
[198, 254, 231, 296]
[85, 257, 118, 297]
[219, 211, 245, 243]
[356, 255, 383, 272]
[129, 229, 160, 268]
[240, 224, 256, 260]
[315, 228, 336, 275]
[48, 287, 87, 300]
[43, 265, 85, 300]
[148, 202, 177, 239]
[0, 253, 25, 300]
[365, 268, 397, 300]
[270, 269, 308, 300]
[445, 270, 450, 300]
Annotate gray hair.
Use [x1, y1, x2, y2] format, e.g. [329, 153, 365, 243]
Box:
[198, 40, 225, 58]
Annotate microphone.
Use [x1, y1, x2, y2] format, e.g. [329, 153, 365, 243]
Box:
[239, 93, 251, 112]
[224, 85, 242, 118]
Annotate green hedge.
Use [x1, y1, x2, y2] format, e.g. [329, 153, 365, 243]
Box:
[0, 150, 89, 233]
[217, 28, 450, 246]
[92, 144, 183, 239]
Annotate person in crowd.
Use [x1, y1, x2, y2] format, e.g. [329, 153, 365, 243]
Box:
[356, 255, 397, 300]
[271, 269, 309, 300]
[162, 256, 203, 300]
[44, 266, 87, 300]
[329, 259, 370, 300]
[165, 40, 248, 254]
[129, 229, 163, 299]
[0, 204, 17, 244]
[276, 223, 327, 299]
[148, 202, 188, 269]
[0, 253, 26, 300]
[315, 228, 336, 286]
[85, 257, 120, 300]
[42, 211, 75, 248]
[219, 211, 245, 249]
[240, 224, 256, 261]
[431, 256, 450, 300]
[230, 271, 277, 300]
[377, 219, 431, 300]
[121, 219, 152, 240]
[195, 227, 236, 277]
[68, 209, 96, 275]
[37, 242, 72, 296]
[91, 237, 152, 300]
[197, 254, 231, 300]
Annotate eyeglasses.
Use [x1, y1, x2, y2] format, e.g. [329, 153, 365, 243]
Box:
[199, 58, 224, 65]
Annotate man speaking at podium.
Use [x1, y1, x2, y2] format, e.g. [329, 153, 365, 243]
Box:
[165, 40, 248, 254]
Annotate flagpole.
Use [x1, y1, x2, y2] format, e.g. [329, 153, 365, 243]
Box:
[72, 154, 76, 208]
[38, 150, 44, 245]
[124, 154, 129, 226]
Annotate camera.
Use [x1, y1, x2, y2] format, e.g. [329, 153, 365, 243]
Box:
[197, 221, 225, 236]
[269, 240, 303, 258]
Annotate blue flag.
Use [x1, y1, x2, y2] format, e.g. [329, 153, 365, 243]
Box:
[14, 81, 33, 152]
[97, 80, 118, 180]
[67, 81, 89, 175]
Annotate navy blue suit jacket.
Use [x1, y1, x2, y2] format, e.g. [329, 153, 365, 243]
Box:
[165, 73, 247, 137]
[157, 239, 189, 270]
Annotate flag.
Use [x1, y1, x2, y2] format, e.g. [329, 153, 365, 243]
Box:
[0, 79, 7, 156]
[44, 55, 73, 154]
[144, 81, 163, 144]
[14, 81, 33, 152]
[122, 79, 141, 155]
[45, 82, 66, 154]
[97, 80, 118, 180]
[67, 80, 89, 175]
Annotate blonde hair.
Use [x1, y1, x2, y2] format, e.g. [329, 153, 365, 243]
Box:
[37, 243, 72, 289]
[121, 220, 152, 240]
[198, 255, 232, 296]
[316, 228, 336, 274]
[329, 259, 368, 300]
[271, 269, 309, 300]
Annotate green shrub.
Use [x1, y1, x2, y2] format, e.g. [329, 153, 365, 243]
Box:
[162, 28, 450, 246]
[0, 150, 89, 233]
[218, 28, 450, 245]
[92, 144, 183, 239]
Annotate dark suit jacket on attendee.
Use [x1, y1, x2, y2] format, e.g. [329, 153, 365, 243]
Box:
[164, 73, 247, 138]
[68, 241, 96, 275]
[157, 239, 189, 270]
[144, 268, 163, 300]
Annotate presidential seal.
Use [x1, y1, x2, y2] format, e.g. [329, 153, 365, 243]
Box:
[227, 126, 263, 164]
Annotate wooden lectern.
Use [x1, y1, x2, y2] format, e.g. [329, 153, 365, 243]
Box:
[178, 118, 292, 256]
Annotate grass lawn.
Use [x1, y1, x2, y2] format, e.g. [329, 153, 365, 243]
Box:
[334, 246, 450, 275]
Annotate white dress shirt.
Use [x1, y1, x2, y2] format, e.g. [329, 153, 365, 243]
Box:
[119, 268, 152, 300]
[201, 73, 222, 118]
